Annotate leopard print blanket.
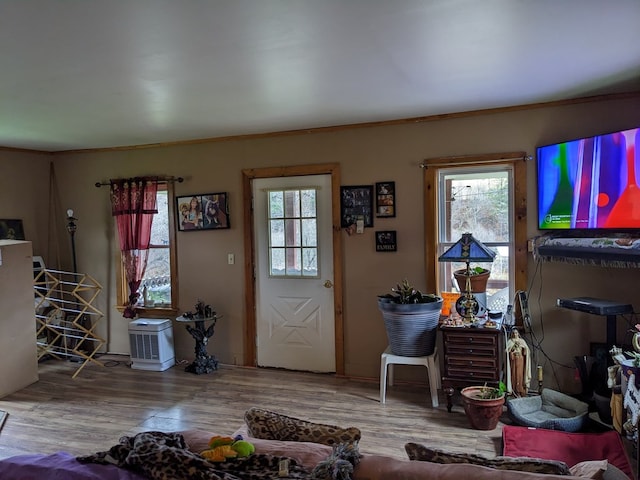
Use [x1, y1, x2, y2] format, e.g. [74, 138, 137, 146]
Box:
[77, 431, 310, 480]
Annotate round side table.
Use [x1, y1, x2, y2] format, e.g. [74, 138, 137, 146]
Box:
[175, 315, 221, 374]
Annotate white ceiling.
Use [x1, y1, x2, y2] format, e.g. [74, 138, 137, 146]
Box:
[2, 0, 639, 152]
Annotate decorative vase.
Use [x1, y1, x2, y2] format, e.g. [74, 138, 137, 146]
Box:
[460, 386, 505, 430]
[454, 269, 490, 293]
[377, 296, 443, 357]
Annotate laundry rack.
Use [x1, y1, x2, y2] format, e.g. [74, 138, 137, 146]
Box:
[34, 268, 105, 378]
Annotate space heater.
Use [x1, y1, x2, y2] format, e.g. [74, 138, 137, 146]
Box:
[128, 318, 175, 371]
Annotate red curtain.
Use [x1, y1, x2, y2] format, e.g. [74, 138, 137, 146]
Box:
[110, 177, 158, 318]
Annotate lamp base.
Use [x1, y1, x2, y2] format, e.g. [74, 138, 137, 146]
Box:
[455, 294, 479, 322]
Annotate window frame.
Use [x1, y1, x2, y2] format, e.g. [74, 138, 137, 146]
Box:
[266, 187, 320, 279]
[424, 152, 528, 309]
[116, 182, 179, 316]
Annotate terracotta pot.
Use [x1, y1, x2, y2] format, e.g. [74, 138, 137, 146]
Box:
[460, 386, 505, 430]
[454, 269, 490, 293]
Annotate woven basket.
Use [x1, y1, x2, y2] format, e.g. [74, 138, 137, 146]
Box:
[378, 297, 443, 357]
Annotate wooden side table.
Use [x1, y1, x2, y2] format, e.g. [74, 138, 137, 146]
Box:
[441, 325, 504, 412]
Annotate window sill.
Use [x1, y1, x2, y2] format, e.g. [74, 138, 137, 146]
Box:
[116, 305, 178, 318]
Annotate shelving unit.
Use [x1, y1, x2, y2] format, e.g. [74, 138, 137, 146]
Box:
[34, 268, 105, 378]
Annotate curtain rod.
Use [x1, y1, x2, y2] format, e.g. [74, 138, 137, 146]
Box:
[419, 154, 532, 169]
[94, 176, 184, 188]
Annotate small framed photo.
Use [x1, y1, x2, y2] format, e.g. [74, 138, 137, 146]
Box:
[340, 185, 374, 228]
[0, 219, 25, 240]
[376, 181, 395, 218]
[176, 193, 229, 231]
[375, 230, 397, 252]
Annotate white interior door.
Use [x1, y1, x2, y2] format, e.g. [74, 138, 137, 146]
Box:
[253, 174, 335, 372]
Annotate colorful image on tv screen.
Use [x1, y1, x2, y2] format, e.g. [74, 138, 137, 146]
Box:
[537, 126, 640, 230]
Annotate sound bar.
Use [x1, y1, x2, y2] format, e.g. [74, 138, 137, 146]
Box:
[556, 297, 633, 316]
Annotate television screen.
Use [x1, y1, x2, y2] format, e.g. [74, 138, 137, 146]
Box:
[537, 126, 640, 230]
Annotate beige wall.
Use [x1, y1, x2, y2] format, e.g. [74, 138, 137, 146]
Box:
[2, 95, 640, 392]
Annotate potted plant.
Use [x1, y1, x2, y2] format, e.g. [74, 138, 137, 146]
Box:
[377, 280, 443, 357]
[460, 381, 506, 430]
[454, 266, 491, 293]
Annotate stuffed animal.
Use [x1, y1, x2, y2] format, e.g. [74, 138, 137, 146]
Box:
[200, 435, 255, 462]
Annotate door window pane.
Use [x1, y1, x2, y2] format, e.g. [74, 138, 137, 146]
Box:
[268, 188, 318, 278]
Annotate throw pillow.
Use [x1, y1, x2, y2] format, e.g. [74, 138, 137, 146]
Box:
[244, 407, 361, 446]
[570, 460, 607, 480]
[404, 443, 572, 476]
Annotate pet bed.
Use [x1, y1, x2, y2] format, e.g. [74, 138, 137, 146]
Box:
[506, 388, 589, 432]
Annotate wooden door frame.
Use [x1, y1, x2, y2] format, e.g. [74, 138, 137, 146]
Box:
[242, 163, 344, 374]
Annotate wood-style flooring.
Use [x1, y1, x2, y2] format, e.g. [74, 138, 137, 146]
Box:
[0, 355, 505, 461]
[1, 355, 635, 479]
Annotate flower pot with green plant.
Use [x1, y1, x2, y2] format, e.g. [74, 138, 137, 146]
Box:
[377, 280, 443, 357]
[460, 382, 506, 430]
[453, 266, 491, 293]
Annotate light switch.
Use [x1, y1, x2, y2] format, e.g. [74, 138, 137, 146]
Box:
[228, 253, 235, 265]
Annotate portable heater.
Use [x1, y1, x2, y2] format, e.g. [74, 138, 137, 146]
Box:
[128, 318, 175, 371]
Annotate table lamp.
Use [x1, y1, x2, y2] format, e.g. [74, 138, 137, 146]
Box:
[438, 232, 496, 323]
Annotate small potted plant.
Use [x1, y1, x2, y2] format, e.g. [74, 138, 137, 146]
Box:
[460, 381, 506, 430]
[454, 266, 491, 293]
[377, 280, 443, 357]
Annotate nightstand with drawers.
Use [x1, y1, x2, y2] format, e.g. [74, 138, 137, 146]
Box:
[440, 325, 505, 412]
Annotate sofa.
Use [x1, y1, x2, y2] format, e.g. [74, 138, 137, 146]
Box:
[0, 407, 631, 480]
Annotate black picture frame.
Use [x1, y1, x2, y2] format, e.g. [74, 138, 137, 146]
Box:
[176, 193, 230, 231]
[0, 219, 25, 240]
[375, 230, 397, 252]
[340, 185, 374, 228]
[375, 181, 396, 218]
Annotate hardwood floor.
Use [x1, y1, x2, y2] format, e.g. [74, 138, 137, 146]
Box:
[0, 355, 508, 462]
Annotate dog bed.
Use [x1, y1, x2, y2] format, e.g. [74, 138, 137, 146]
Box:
[506, 388, 589, 432]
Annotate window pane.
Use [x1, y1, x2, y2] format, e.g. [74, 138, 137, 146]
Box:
[267, 188, 319, 279]
[270, 219, 284, 247]
[269, 191, 284, 218]
[284, 190, 300, 217]
[302, 248, 317, 276]
[149, 190, 169, 245]
[301, 189, 316, 217]
[301, 219, 317, 246]
[271, 248, 285, 276]
[437, 167, 512, 303]
[286, 248, 301, 275]
[285, 219, 301, 246]
[140, 248, 171, 306]
[443, 172, 509, 243]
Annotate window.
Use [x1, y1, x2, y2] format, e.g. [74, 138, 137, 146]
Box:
[267, 188, 319, 277]
[117, 184, 178, 313]
[424, 152, 528, 310]
[437, 167, 512, 297]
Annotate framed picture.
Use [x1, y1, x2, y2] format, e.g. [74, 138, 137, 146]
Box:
[375, 181, 395, 218]
[340, 185, 373, 228]
[0, 219, 25, 240]
[176, 193, 229, 231]
[375, 230, 397, 252]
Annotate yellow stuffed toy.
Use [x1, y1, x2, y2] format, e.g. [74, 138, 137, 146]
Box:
[201, 435, 255, 462]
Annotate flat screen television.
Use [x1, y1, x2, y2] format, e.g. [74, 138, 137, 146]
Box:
[537, 126, 640, 230]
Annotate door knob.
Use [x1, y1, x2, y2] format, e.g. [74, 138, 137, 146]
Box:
[323, 280, 333, 288]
